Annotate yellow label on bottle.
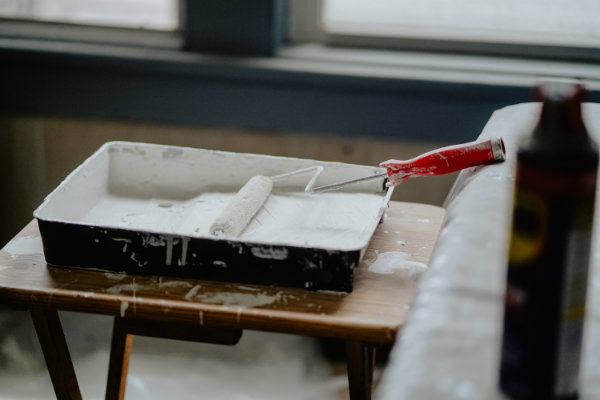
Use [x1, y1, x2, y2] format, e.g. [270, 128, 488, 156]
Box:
[508, 188, 547, 265]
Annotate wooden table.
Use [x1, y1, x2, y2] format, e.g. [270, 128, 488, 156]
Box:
[0, 201, 444, 400]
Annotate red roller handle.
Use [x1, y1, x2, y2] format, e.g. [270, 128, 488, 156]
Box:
[379, 137, 506, 186]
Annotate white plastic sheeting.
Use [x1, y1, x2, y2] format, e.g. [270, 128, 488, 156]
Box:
[378, 103, 600, 399]
[0, 309, 346, 399]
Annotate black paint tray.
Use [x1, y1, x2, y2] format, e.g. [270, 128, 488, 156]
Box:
[34, 142, 392, 292]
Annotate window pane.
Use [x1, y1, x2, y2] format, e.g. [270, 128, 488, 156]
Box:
[0, 0, 178, 31]
[323, 0, 600, 47]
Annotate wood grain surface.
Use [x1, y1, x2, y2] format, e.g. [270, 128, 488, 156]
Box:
[0, 201, 444, 344]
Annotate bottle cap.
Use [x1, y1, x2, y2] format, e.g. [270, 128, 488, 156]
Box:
[533, 79, 587, 103]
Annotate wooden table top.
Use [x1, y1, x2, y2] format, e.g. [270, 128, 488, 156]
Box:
[0, 201, 444, 344]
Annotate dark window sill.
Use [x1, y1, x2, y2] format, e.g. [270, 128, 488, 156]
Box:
[2, 38, 598, 142]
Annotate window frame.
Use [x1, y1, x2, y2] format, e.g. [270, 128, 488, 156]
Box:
[0, 18, 182, 48]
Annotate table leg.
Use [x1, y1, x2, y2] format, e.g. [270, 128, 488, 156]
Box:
[346, 340, 376, 400]
[106, 317, 133, 400]
[30, 308, 82, 400]
[105, 316, 243, 399]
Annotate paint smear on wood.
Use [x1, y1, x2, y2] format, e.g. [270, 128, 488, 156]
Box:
[1, 236, 44, 259]
[368, 251, 427, 278]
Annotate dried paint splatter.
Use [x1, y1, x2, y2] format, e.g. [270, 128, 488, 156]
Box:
[193, 291, 285, 308]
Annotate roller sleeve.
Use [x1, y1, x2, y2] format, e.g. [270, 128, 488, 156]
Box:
[209, 175, 273, 238]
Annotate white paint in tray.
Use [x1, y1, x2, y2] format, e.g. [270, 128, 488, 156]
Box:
[79, 191, 384, 250]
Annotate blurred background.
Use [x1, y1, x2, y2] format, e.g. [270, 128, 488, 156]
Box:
[1, 1, 600, 399]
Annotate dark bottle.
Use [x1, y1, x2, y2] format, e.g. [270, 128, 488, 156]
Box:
[500, 81, 598, 399]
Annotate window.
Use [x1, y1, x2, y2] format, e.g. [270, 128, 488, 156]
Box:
[1, 0, 597, 146]
[0, 0, 180, 48]
[0, 0, 178, 31]
[291, 0, 600, 62]
[0, 1, 284, 55]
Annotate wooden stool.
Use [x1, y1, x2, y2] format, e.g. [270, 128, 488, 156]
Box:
[0, 201, 444, 400]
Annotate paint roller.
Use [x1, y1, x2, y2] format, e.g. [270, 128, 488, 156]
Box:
[210, 138, 505, 238]
[311, 137, 506, 192]
[209, 167, 323, 238]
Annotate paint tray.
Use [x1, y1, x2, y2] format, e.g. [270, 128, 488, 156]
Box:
[34, 142, 392, 292]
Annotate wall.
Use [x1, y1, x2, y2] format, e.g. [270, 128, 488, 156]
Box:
[0, 114, 457, 246]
